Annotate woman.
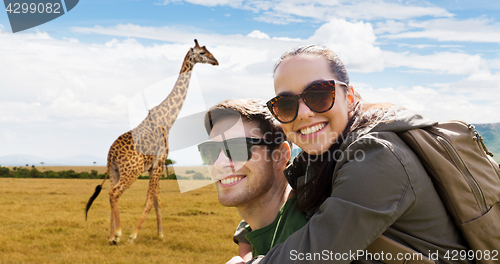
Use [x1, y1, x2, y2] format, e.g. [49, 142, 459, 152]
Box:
[245, 45, 471, 263]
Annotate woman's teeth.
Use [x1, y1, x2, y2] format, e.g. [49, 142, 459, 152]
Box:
[300, 123, 326, 135]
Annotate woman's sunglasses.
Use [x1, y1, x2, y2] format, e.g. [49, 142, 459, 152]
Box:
[266, 80, 347, 124]
[197, 137, 278, 165]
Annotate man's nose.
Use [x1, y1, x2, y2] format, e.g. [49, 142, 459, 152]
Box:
[213, 149, 232, 167]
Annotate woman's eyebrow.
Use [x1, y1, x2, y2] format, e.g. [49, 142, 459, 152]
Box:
[276, 79, 328, 96]
[276, 91, 295, 96]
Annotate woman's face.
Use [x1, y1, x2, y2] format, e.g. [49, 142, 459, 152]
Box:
[273, 55, 354, 155]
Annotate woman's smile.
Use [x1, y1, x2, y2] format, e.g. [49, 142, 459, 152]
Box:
[274, 55, 352, 155]
[298, 122, 327, 136]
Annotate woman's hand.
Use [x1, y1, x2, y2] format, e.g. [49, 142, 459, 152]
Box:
[225, 256, 246, 264]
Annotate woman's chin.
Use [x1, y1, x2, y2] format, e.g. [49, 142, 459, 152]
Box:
[299, 144, 331, 156]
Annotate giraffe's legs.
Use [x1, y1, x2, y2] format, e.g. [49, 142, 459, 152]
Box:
[109, 210, 119, 244]
[128, 165, 163, 243]
[109, 172, 139, 244]
[154, 180, 164, 240]
[109, 183, 126, 245]
[108, 164, 121, 244]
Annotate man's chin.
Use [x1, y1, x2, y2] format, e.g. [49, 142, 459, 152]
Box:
[217, 193, 245, 207]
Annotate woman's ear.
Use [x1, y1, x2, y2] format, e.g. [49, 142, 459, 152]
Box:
[347, 85, 355, 111]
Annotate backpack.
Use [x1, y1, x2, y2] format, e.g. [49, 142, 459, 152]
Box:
[394, 120, 500, 264]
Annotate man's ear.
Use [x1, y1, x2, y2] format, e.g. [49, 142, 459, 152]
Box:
[273, 141, 291, 166]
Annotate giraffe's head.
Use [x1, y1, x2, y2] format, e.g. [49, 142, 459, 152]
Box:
[189, 39, 219, 66]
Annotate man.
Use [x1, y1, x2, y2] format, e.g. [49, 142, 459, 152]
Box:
[198, 98, 307, 262]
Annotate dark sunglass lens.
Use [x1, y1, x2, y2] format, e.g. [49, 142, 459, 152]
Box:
[199, 144, 221, 165]
[273, 97, 298, 123]
[304, 85, 334, 112]
[199, 139, 254, 165]
[225, 140, 251, 162]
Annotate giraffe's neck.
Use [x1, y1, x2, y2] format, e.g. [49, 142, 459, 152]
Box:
[179, 52, 195, 74]
[135, 53, 195, 134]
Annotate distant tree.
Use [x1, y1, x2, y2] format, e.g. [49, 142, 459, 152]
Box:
[193, 172, 205, 180]
[30, 167, 41, 178]
[26, 164, 29, 167]
[164, 158, 176, 176]
[40, 162, 44, 169]
[0, 166, 10, 177]
[93, 161, 96, 166]
[13, 167, 17, 171]
[16, 168, 30, 178]
[31, 165, 35, 168]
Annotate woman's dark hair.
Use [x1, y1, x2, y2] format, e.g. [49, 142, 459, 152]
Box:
[275, 44, 393, 212]
[274, 44, 350, 87]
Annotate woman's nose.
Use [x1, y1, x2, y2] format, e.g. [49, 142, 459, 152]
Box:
[296, 98, 314, 120]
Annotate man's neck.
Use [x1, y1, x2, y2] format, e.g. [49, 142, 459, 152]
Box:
[237, 184, 293, 231]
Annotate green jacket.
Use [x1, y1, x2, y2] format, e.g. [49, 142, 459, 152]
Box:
[252, 107, 471, 264]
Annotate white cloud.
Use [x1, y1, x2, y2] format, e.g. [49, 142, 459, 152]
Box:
[156, 0, 243, 7]
[0, 31, 189, 128]
[158, 0, 453, 23]
[72, 19, 499, 78]
[357, 85, 500, 123]
[382, 18, 500, 43]
[275, 0, 452, 21]
[308, 19, 384, 73]
[253, 11, 304, 25]
[382, 51, 487, 75]
[247, 30, 270, 39]
[374, 20, 409, 34]
[72, 21, 385, 73]
[395, 43, 465, 49]
[434, 72, 500, 103]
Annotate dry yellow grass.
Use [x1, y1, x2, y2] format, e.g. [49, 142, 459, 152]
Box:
[0, 178, 242, 264]
[6, 166, 108, 174]
[6, 165, 209, 178]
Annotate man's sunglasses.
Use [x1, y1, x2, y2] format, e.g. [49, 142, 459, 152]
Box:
[197, 137, 278, 165]
[266, 80, 347, 124]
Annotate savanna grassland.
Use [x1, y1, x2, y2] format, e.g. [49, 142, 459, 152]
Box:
[0, 178, 242, 264]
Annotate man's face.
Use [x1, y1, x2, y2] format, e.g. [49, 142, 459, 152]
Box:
[209, 116, 276, 207]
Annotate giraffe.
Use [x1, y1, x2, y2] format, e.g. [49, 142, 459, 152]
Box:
[85, 39, 218, 244]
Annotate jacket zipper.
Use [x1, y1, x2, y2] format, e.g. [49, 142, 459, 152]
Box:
[468, 124, 500, 179]
[435, 135, 488, 214]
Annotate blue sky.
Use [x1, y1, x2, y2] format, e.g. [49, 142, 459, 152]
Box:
[1, 0, 500, 165]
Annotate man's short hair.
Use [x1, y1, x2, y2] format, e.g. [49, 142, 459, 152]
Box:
[204, 98, 290, 147]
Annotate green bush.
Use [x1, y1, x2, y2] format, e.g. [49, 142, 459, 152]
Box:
[193, 172, 205, 180]
[43, 171, 60, 179]
[1, 167, 115, 179]
[30, 168, 42, 178]
[16, 168, 31, 178]
[0, 166, 10, 177]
